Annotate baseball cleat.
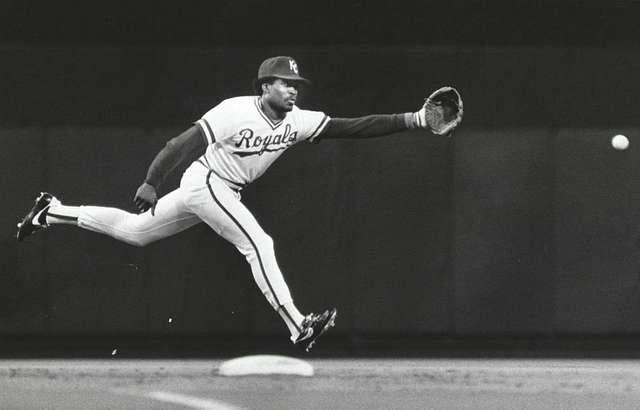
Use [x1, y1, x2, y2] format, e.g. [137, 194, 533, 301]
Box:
[294, 307, 337, 352]
[16, 192, 55, 241]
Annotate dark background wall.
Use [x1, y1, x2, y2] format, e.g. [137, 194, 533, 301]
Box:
[2, 1, 640, 356]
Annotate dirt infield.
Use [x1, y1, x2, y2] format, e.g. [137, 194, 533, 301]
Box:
[1, 358, 640, 409]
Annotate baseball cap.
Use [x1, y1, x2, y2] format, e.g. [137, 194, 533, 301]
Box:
[255, 56, 311, 84]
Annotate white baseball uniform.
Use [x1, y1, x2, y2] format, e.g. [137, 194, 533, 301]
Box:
[196, 96, 329, 188]
[48, 95, 330, 340]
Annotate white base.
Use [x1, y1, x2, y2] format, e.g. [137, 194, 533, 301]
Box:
[218, 355, 314, 377]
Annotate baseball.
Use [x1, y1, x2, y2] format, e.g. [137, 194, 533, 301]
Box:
[612, 134, 629, 150]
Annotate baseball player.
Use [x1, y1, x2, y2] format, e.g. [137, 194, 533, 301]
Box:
[16, 56, 462, 351]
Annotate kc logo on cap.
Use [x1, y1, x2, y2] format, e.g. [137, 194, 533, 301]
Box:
[256, 56, 310, 84]
[288, 59, 299, 74]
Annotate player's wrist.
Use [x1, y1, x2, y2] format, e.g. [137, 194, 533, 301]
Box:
[403, 112, 421, 129]
[405, 110, 425, 129]
[142, 180, 159, 190]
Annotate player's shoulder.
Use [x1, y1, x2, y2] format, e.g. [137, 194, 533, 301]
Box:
[290, 104, 325, 118]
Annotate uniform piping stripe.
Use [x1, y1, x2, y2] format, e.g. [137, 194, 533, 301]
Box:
[196, 120, 214, 145]
[202, 119, 216, 143]
[202, 155, 213, 169]
[281, 305, 301, 333]
[309, 114, 330, 140]
[254, 97, 284, 130]
[205, 171, 300, 332]
[47, 212, 78, 222]
[210, 168, 246, 190]
[197, 157, 246, 191]
[196, 158, 209, 169]
[195, 121, 209, 145]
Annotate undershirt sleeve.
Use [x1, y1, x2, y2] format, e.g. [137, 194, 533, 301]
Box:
[316, 113, 412, 140]
[144, 125, 208, 189]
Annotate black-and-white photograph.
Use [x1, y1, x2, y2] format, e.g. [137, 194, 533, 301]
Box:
[2, 0, 640, 408]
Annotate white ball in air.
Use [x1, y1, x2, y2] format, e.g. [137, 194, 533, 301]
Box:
[611, 134, 629, 150]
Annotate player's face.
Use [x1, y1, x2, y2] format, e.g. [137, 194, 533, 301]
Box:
[263, 79, 299, 113]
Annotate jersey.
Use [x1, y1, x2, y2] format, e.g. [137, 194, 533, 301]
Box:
[195, 96, 330, 190]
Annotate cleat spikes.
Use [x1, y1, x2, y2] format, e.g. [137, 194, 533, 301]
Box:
[294, 307, 337, 352]
[16, 192, 55, 242]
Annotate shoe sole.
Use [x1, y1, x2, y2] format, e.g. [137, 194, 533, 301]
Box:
[305, 308, 337, 352]
[16, 192, 51, 241]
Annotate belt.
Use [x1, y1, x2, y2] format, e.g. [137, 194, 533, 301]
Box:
[196, 159, 246, 192]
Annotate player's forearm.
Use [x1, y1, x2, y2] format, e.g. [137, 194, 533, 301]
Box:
[318, 113, 418, 140]
[144, 125, 207, 189]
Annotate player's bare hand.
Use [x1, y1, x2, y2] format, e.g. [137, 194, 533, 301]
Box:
[134, 182, 158, 215]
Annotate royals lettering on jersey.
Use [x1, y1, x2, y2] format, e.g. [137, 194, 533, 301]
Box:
[234, 124, 298, 157]
[196, 96, 329, 189]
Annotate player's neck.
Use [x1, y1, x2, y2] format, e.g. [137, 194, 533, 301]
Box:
[258, 96, 286, 121]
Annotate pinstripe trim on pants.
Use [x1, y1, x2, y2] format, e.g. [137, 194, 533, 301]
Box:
[205, 170, 300, 332]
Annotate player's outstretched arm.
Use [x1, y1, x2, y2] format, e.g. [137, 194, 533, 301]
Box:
[318, 87, 463, 140]
[134, 125, 207, 214]
[318, 114, 416, 140]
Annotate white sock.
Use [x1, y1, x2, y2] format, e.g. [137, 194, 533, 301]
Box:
[278, 302, 305, 342]
[45, 203, 80, 226]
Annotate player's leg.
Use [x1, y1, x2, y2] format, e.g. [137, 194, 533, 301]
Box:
[182, 168, 310, 342]
[77, 188, 201, 246]
[17, 188, 200, 246]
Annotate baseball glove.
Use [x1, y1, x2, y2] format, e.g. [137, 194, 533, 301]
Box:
[418, 86, 464, 136]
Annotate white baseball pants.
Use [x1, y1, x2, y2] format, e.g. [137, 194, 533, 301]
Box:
[68, 161, 302, 335]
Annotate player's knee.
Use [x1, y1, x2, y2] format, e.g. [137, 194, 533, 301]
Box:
[253, 232, 274, 252]
[124, 235, 151, 247]
[122, 229, 154, 247]
[120, 214, 154, 247]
